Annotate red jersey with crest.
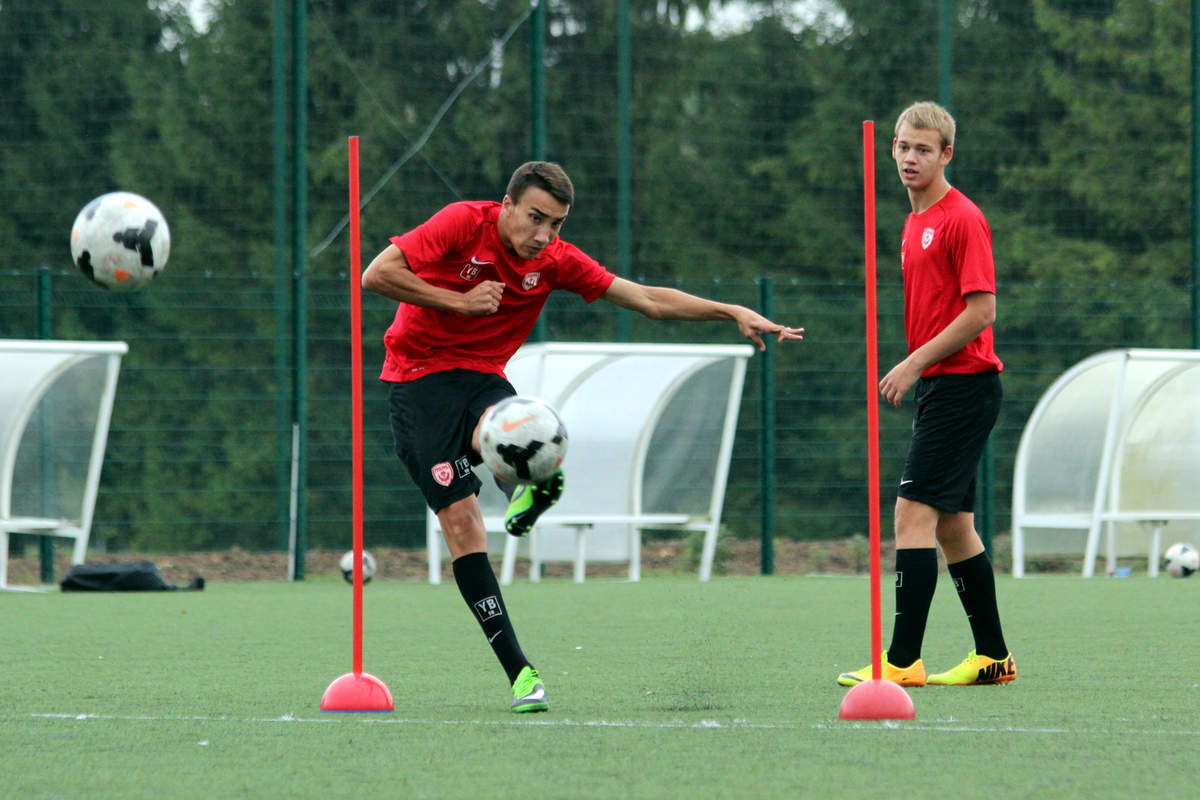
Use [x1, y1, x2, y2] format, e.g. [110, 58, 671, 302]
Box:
[380, 201, 615, 382]
[899, 187, 1004, 377]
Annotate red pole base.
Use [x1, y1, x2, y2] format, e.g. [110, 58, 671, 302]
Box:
[320, 671, 394, 713]
[838, 679, 915, 721]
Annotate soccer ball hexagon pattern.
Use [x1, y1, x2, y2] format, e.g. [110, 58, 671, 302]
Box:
[479, 396, 567, 485]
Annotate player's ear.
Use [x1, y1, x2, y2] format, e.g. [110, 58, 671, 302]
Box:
[940, 145, 953, 166]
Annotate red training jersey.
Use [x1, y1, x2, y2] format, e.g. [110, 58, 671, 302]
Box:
[899, 187, 1004, 377]
[379, 201, 616, 382]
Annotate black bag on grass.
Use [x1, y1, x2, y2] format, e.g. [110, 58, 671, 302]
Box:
[60, 561, 204, 592]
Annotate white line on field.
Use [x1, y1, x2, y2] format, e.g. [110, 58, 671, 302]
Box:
[9, 712, 1200, 736]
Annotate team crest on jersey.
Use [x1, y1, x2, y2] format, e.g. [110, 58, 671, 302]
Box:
[459, 264, 481, 281]
[522, 271, 541, 290]
[921, 227, 935, 250]
[431, 461, 454, 487]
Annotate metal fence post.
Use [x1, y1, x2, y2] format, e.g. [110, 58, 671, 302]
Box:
[758, 277, 775, 575]
[37, 266, 55, 583]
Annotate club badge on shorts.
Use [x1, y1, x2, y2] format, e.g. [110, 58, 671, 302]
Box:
[431, 461, 454, 486]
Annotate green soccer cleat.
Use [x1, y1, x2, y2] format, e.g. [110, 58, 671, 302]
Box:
[504, 469, 564, 537]
[511, 665, 549, 713]
[927, 650, 1017, 686]
[837, 652, 927, 687]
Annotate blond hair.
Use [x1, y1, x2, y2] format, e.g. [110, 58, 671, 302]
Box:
[894, 101, 956, 150]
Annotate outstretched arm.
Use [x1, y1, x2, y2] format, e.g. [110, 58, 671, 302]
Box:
[361, 244, 504, 316]
[600, 276, 804, 351]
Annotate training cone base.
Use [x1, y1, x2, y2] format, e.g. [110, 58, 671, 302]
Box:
[320, 671, 394, 712]
[838, 679, 915, 720]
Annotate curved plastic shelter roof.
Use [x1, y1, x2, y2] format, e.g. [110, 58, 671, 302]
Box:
[1012, 348, 1200, 577]
[426, 342, 755, 583]
[1, 340, 127, 589]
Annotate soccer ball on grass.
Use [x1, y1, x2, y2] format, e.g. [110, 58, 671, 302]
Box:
[479, 396, 567, 485]
[339, 550, 377, 584]
[70, 191, 170, 291]
[1163, 542, 1199, 578]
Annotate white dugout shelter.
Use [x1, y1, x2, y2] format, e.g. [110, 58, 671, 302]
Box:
[0, 340, 127, 589]
[1011, 348, 1200, 577]
[426, 342, 755, 584]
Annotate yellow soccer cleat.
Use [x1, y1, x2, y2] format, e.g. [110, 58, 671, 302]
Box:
[927, 650, 1017, 685]
[837, 652, 926, 687]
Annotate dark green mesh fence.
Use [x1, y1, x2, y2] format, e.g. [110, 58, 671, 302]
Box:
[1, 1, 1194, 560]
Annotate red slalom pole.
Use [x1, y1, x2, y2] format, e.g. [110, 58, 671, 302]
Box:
[348, 135, 365, 677]
[862, 120, 882, 682]
[840, 120, 914, 721]
[321, 136, 393, 712]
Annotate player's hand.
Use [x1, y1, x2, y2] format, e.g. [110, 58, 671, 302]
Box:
[735, 309, 804, 351]
[459, 280, 505, 315]
[879, 359, 921, 407]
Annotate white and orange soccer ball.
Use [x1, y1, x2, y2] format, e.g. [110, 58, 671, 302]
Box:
[70, 191, 170, 291]
[1163, 542, 1199, 578]
[479, 396, 567, 485]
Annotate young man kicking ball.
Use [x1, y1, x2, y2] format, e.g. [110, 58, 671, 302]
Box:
[838, 102, 1016, 688]
[364, 161, 804, 712]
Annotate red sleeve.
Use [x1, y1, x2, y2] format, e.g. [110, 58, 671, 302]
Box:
[951, 209, 996, 296]
[552, 241, 616, 302]
[390, 203, 479, 274]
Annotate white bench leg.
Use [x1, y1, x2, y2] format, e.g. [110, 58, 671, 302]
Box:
[628, 525, 641, 582]
[1147, 521, 1163, 578]
[699, 523, 718, 582]
[574, 528, 586, 583]
[71, 532, 88, 565]
[501, 534, 518, 585]
[426, 524, 442, 585]
[528, 529, 541, 583]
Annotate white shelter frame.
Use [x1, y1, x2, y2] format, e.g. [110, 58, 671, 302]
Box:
[0, 340, 127, 589]
[1011, 348, 1200, 577]
[426, 342, 755, 584]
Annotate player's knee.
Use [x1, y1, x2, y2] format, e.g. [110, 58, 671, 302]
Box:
[437, 498, 487, 556]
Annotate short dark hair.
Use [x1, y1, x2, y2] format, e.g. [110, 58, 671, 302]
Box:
[505, 161, 574, 208]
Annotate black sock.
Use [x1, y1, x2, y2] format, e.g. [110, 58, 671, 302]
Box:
[452, 552, 530, 684]
[947, 551, 1009, 660]
[887, 548, 938, 668]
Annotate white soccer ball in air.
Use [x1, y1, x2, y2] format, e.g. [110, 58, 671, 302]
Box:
[70, 191, 170, 291]
[479, 396, 567, 485]
[339, 549, 377, 584]
[1163, 542, 1199, 578]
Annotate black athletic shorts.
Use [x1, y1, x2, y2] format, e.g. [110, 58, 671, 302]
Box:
[897, 371, 1001, 514]
[387, 370, 516, 513]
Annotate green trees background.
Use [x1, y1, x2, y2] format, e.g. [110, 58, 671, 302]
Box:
[0, 0, 1193, 554]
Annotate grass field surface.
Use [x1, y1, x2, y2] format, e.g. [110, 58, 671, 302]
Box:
[2, 572, 1195, 798]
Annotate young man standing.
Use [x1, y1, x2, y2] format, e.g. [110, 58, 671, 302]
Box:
[838, 102, 1016, 688]
[363, 161, 804, 712]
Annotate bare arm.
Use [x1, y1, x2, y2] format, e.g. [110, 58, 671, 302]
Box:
[361, 244, 504, 316]
[600, 276, 804, 351]
[878, 291, 996, 407]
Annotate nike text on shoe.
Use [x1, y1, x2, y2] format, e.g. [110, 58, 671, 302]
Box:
[504, 469, 564, 537]
[837, 651, 927, 687]
[511, 665, 549, 713]
[927, 650, 1017, 685]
